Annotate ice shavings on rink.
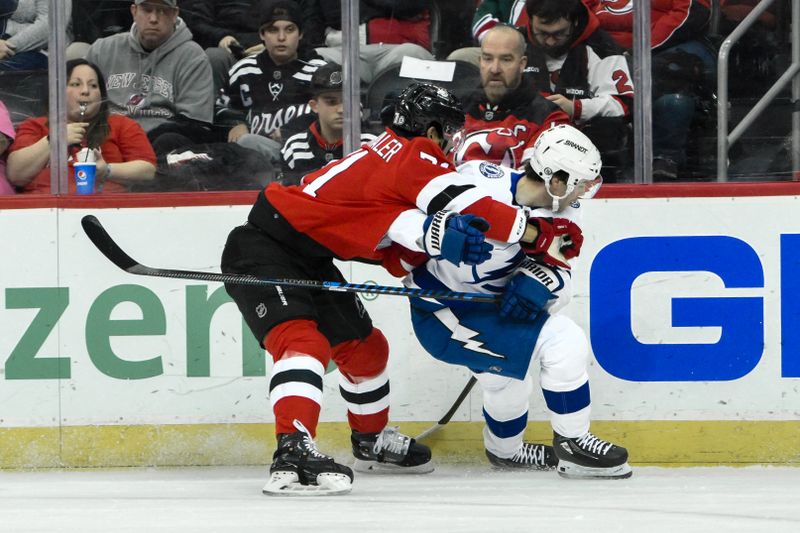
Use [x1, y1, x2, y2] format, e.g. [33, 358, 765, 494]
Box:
[0, 465, 798, 533]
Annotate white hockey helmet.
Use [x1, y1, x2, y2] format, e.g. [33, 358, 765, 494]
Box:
[527, 124, 602, 210]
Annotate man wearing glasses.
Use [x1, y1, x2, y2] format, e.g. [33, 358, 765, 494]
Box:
[524, 0, 633, 183]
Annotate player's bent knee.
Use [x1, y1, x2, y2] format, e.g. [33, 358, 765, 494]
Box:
[333, 328, 389, 380]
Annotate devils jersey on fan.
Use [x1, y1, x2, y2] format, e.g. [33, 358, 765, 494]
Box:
[451, 76, 569, 168]
[249, 128, 528, 269]
[524, 0, 633, 123]
[219, 51, 326, 137]
[590, 0, 711, 50]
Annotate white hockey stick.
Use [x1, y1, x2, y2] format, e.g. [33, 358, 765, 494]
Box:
[415, 376, 477, 441]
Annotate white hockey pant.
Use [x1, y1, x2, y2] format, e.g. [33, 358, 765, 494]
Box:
[479, 314, 591, 458]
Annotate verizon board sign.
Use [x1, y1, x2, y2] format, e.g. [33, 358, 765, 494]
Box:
[0, 198, 798, 428]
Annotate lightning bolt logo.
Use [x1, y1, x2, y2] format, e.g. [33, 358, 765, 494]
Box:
[433, 308, 506, 359]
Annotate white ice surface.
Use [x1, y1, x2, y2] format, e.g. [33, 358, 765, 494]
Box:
[0, 465, 798, 533]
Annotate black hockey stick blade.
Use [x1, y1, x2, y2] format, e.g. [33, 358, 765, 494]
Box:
[82, 215, 140, 271]
[81, 215, 500, 303]
[415, 375, 478, 441]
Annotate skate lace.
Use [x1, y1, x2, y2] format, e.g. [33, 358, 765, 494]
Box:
[372, 426, 411, 456]
[575, 433, 613, 456]
[512, 443, 546, 465]
[293, 419, 326, 459]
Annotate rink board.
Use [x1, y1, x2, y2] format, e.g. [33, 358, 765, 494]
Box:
[1, 192, 799, 467]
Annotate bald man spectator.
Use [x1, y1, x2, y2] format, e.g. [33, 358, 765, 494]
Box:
[451, 24, 569, 169]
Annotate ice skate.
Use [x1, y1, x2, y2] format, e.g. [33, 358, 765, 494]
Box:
[485, 442, 557, 470]
[352, 426, 434, 474]
[263, 420, 354, 496]
[553, 431, 632, 479]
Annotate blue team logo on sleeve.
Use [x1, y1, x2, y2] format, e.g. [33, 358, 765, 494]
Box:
[479, 161, 503, 178]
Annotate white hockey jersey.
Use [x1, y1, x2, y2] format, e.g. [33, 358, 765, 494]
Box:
[403, 160, 587, 378]
[404, 160, 581, 309]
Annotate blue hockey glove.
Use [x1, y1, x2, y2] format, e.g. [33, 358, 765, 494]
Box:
[499, 258, 556, 321]
[423, 210, 493, 266]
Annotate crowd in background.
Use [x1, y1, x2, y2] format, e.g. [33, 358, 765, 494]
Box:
[0, 0, 793, 195]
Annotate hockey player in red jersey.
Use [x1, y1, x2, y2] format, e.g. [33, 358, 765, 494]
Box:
[221, 82, 563, 495]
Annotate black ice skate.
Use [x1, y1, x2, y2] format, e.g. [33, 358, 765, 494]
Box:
[485, 442, 558, 470]
[553, 431, 632, 479]
[263, 420, 354, 496]
[352, 426, 434, 474]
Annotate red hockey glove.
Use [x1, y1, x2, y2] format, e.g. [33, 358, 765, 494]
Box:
[520, 217, 573, 255]
[558, 219, 584, 260]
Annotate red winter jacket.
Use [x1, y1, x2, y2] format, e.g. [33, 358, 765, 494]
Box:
[592, 0, 710, 51]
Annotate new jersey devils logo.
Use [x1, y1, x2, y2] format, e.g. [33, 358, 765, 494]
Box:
[126, 93, 147, 115]
[451, 127, 527, 168]
[598, 0, 632, 14]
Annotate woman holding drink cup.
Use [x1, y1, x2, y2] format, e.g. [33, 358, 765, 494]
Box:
[6, 59, 157, 194]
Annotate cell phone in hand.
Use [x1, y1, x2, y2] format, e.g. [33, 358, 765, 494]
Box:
[229, 42, 246, 60]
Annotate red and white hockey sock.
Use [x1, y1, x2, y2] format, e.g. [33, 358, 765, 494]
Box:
[265, 320, 331, 437]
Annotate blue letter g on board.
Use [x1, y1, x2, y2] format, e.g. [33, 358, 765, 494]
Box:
[590, 236, 763, 381]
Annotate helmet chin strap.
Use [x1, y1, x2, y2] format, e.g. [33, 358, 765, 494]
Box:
[544, 181, 566, 212]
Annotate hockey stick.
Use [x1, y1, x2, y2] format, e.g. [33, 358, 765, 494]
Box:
[81, 215, 501, 303]
[415, 376, 477, 441]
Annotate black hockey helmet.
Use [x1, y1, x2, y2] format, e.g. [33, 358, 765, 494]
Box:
[391, 82, 465, 138]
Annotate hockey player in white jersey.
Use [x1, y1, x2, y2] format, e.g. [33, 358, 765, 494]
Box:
[404, 124, 632, 479]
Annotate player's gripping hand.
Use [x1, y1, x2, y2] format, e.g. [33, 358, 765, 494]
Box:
[558, 219, 584, 260]
[537, 219, 585, 269]
[423, 210, 493, 266]
[521, 217, 562, 255]
[499, 258, 556, 321]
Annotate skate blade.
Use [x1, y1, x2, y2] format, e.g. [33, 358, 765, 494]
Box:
[262, 471, 352, 496]
[556, 461, 633, 480]
[353, 459, 435, 475]
[487, 462, 556, 472]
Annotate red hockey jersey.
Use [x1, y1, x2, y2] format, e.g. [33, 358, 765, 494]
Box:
[258, 129, 528, 265]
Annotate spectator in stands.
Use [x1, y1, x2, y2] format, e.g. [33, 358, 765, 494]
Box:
[181, 0, 264, 96]
[593, 0, 715, 180]
[0, 99, 14, 194]
[299, 0, 435, 84]
[280, 64, 376, 185]
[447, 0, 529, 66]
[450, 24, 569, 169]
[525, 0, 633, 181]
[86, 0, 215, 156]
[220, 0, 325, 169]
[6, 59, 156, 194]
[0, 0, 71, 71]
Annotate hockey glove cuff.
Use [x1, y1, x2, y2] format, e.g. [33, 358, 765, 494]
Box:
[499, 258, 556, 321]
[423, 210, 493, 266]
